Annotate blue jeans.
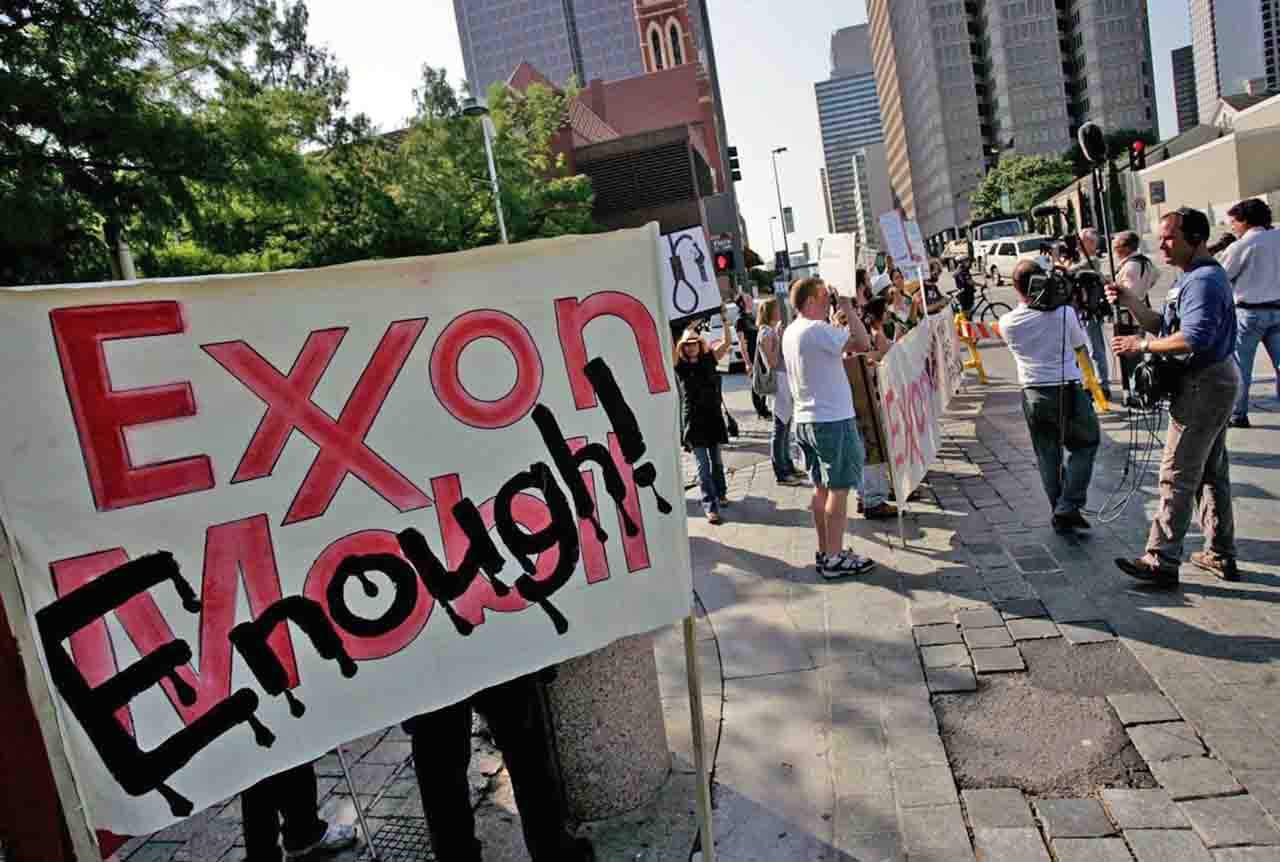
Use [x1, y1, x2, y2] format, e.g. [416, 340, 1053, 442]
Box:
[693, 446, 727, 513]
[1086, 318, 1109, 393]
[1234, 307, 1280, 420]
[771, 416, 797, 480]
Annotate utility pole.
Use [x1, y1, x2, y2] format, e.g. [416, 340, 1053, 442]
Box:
[695, 0, 747, 294]
[771, 147, 791, 274]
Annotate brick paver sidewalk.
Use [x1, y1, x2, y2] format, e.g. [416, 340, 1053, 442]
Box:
[88, 360, 1280, 861]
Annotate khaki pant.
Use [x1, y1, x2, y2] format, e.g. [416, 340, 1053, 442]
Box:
[1146, 357, 1241, 568]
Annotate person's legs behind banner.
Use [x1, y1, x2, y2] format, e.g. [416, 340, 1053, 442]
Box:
[241, 763, 356, 862]
[403, 673, 594, 862]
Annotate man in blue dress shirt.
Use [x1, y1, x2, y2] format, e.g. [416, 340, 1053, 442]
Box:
[1108, 207, 1241, 587]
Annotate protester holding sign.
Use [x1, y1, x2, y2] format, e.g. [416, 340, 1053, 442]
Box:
[736, 296, 770, 420]
[757, 298, 803, 486]
[783, 278, 876, 578]
[856, 297, 897, 518]
[241, 764, 356, 862]
[886, 269, 914, 340]
[402, 673, 595, 862]
[675, 308, 740, 524]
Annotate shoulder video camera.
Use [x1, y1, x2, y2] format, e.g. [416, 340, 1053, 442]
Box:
[1026, 268, 1109, 320]
[1025, 270, 1074, 312]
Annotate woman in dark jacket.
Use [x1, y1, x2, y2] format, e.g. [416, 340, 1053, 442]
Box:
[674, 310, 739, 524]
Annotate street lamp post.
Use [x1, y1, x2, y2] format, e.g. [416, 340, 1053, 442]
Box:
[768, 216, 779, 259]
[462, 96, 509, 245]
[771, 147, 791, 271]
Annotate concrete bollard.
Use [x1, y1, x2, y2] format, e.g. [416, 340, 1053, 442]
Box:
[545, 633, 671, 821]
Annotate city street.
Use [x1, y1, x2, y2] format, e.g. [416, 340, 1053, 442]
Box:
[8, 0, 1280, 859]
[106, 272, 1280, 862]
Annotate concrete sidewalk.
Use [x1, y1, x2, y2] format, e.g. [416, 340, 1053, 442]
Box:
[107, 349, 1280, 861]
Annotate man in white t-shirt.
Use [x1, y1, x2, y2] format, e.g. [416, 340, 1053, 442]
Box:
[782, 277, 875, 578]
[999, 261, 1101, 532]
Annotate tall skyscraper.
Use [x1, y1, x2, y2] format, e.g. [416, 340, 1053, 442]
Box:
[1173, 46, 1200, 133]
[814, 25, 884, 242]
[851, 144, 893, 249]
[819, 168, 835, 234]
[1190, 0, 1279, 125]
[453, 0, 705, 97]
[867, 0, 1157, 239]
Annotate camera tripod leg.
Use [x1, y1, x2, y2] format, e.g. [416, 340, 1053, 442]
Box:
[954, 312, 989, 384]
[1075, 347, 1111, 413]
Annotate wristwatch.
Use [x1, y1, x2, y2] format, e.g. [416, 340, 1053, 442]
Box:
[1139, 337, 1151, 354]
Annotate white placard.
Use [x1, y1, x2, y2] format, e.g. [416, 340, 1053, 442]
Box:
[657, 226, 720, 321]
[905, 221, 927, 264]
[0, 226, 692, 835]
[878, 212, 911, 263]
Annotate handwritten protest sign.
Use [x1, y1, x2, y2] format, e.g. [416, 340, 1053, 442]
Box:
[878, 212, 910, 263]
[905, 221, 927, 265]
[0, 225, 691, 835]
[657, 226, 719, 322]
[877, 313, 962, 501]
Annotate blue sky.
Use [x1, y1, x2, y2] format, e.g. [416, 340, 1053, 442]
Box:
[308, 0, 1192, 257]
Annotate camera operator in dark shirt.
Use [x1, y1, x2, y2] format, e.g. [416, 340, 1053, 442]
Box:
[1108, 207, 1241, 587]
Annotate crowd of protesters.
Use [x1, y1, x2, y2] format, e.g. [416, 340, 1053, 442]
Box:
[672, 260, 946, 575]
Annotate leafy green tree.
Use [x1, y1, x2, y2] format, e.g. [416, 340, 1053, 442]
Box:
[4, 9, 596, 286]
[969, 155, 1076, 220]
[1, 0, 327, 284]
[298, 70, 595, 267]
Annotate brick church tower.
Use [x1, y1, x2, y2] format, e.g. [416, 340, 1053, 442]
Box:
[634, 0, 699, 75]
[632, 1, 725, 190]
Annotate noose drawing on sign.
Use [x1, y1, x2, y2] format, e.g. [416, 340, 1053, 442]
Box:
[667, 232, 708, 315]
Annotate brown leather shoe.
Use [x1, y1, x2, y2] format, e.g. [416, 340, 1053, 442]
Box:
[1115, 557, 1179, 589]
[1191, 551, 1240, 581]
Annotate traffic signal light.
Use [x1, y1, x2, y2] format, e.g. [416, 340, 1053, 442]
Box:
[714, 250, 735, 274]
[1129, 140, 1146, 172]
[728, 146, 742, 182]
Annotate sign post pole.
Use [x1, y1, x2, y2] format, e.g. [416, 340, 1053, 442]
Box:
[682, 615, 716, 862]
[335, 746, 380, 862]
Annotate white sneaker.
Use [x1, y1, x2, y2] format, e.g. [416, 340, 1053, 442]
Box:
[285, 822, 358, 858]
[819, 551, 875, 580]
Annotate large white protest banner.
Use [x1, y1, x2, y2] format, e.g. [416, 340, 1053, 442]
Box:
[877, 313, 962, 501]
[0, 225, 691, 836]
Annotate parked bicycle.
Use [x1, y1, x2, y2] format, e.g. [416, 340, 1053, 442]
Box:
[948, 280, 1011, 324]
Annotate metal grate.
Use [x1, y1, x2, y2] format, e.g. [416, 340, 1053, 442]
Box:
[360, 816, 434, 862]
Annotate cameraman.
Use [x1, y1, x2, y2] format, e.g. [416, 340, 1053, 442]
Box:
[1072, 228, 1111, 401]
[1108, 208, 1241, 587]
[999, 261, 1099, 531]
[1110, 231, 1159, 401]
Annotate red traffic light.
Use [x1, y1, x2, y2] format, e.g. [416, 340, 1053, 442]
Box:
[1133, 141, 1145, 153]
[715, 253, 731, 272]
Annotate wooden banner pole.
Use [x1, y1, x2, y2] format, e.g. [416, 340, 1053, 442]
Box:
[334, 746, 380, 862]
[682, 614, 716, 862]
